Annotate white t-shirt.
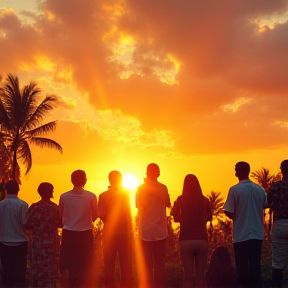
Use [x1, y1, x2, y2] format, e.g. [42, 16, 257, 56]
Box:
[224, 179, 267, 243]
[136, 179, 170, 241]
[0, 195, 28, 243]
[59, 188, 97, 231]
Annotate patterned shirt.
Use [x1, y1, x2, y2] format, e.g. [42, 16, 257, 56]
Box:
[268, 180, 288, 219]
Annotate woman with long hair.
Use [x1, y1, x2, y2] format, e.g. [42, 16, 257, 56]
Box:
[172, 174, 212, 288]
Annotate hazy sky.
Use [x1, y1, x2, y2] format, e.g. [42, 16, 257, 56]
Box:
[1, 0, 288, 206]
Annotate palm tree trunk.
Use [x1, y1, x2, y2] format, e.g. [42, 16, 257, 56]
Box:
[12, 149, 17, 180]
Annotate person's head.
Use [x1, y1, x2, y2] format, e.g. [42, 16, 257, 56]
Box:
[210, 246, 232, 269]
[5, 180, 20, 195]
[280, 160, 288, 176]
[146, 163, 160, 180]
[235, 161, 250, 180]
[71, 170, 87, 187]
[108, 170, 122, 187]
[38, 182, 54, 199]
[182, 174, 202, 198]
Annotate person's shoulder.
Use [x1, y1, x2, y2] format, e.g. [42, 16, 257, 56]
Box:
[136, 183, 146, 191]
[60, 190, 72, 197]
[83, 189, 97, 198]
[229, 182, 240, 191]
[28, 202, 37, 209]
[156, 181, 168, 190]
[49, 201, 58, 207]
[250, 181, 266, 192]
[18, 198, 28, 206]
[204, 196, 211, 204]
[99, 190, 109, 199]
[270, 180, 286, 188]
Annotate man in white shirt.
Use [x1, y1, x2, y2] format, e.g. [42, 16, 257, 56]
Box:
[59, 170, 98, 288]
[136, 163, 171, 288]
[224, 161, 267, 288]
[0, 180, 28, 287]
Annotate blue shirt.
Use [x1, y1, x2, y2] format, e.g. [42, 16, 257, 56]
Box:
[0, 195, 28, 243]
[224, 179, 267, 243]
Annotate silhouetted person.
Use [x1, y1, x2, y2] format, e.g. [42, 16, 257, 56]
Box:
[172, 174, 212, 288]
[136, 163, 171, 288]
[98, 171, 133, 288]
[59, 170, 98, 288]
[267, 159, 288, 288]
[26, 182, 62, 287]
[206, 245, 237, 288]
[224, 161, 267, 288]
[0, 180, 28, 287]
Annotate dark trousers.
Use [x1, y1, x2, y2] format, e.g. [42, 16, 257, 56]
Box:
[102, 234, 133, 288]
[0, 242, 28, 288]
[234, 239, 262, 288]
[60, 229, 94, 288]
[140, 238, 166, 288]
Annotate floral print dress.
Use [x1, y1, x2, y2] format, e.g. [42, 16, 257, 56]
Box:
[26, 200, 62, 288]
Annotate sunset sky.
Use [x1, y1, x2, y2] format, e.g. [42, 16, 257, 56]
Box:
[0, 0, 288, 208]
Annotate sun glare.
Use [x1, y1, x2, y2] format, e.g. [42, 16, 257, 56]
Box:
[122, 174, 139, 189]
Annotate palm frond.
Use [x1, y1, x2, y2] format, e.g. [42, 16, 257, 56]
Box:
[0, 100, 11, 127]
[24, 95, 58, 130]
[18, 140, 32, 174]
[25, 121, 57, 137]
[0, 139, 11, 158]
[251, 167, 274, 191]
[1, 74, 22, 127]
[207, 191, 225, 217]
[21, 82, 41, 125]
[30, 137, 63, 153]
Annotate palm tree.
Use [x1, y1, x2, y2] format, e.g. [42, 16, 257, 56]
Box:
[251, 167, 278, 193]
[0, 74, 62, 182]
[206, 191, 225, 221]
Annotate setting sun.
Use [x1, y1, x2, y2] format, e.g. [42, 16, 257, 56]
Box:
[122, 174, 139, 189]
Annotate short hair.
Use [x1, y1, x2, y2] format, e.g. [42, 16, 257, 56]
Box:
[146, 163, 160, 177]
[5, 180, 20, 195]
[108, 170, 122, 186]
[235, 161, 250, 177]
[280, 160, 288, 174]
[38, 182, 54, 198]
[71, 170, 86, 186]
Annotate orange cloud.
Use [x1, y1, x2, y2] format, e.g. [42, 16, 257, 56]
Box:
[0, 0, 287, 157]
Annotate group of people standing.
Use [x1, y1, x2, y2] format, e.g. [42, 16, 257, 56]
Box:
[0, 160, 287, 288]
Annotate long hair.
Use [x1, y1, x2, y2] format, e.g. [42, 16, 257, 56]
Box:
[182, 174, 203, 199]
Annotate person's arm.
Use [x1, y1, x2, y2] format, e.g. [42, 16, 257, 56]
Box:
[98, 194, 106, 222]
[56, 206, 63, 228]
[223, 188, 234, 220]
[59, 195, 64, 220]
[21, 202, 29, 232]
[25, 205, 34, 229]
[91, 194, 98, 222]
[165, 187, 171, 208]
[171, 198, 181, 223]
